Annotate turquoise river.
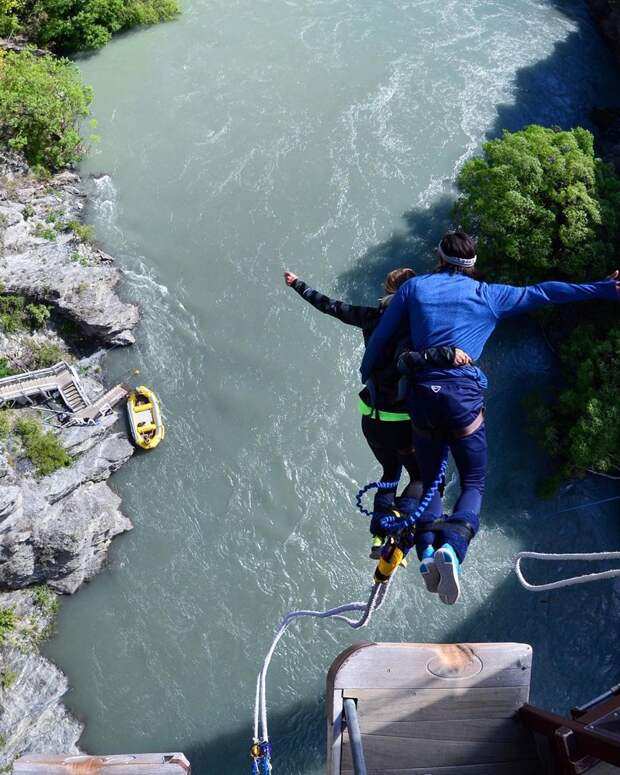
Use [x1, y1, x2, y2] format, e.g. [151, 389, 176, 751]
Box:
[44, 1, 620, 773]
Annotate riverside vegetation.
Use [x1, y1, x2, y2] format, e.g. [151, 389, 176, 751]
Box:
[456, 125, 620, 490]
[0, 0, 618, 765]
[0, 0, 167, 765]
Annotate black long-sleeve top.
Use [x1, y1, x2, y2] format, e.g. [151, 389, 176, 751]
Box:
[291, 278, 457, 414]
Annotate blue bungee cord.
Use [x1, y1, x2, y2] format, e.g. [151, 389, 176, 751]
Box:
[377, 449, 449, 534]
[355, 478, 401, 517]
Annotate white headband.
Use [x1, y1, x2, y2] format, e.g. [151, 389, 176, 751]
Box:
[438, 242, 477, 268]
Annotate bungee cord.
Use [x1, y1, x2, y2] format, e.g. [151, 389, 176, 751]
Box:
[249, 457, 448, 774]
[514, 550, 620, 592]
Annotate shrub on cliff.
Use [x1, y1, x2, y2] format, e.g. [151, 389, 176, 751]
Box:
[15, 416, 72, 476]
[30, 341, 65, 368]
[0, 294, 50, 333]
[0, 606, 16, 645]
[7, 0, 179, 53]
[455, 125, 620, 484]
[0, 49, 92, 171]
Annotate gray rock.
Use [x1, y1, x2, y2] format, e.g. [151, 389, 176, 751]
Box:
[0, 421, 134, 590]
[34, 482, 133, 594]
[0, 152, 139, 762]
[0, 152, 139, 345]
[0, 590, 82, 769]
[39, 432, 133, 504]
[0, 486, 21, 523]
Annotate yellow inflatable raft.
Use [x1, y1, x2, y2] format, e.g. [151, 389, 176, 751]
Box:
[127, 386, 165, 450]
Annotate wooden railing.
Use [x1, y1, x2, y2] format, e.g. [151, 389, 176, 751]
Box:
[520, 685, 620, 774]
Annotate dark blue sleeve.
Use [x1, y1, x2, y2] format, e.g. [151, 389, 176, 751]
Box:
[487, 280, 619, 319]
[360, 284, 409, 382]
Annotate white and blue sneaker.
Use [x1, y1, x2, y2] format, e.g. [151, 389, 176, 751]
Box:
[419, 547, 439, 593]
[434, 544, 461, 605]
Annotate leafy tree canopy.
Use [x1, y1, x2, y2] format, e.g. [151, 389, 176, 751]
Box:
[456, 125, 620, 283]
[0, 49, 92, 170]
[455, 125, 620, 485]
[1, 0, 180, 53]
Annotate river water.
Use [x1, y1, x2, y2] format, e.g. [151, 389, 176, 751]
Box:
[44, 1, 620, 773]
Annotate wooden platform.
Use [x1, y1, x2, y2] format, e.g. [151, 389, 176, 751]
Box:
[13, 754, 190, 774]
[326, 642, 539, 775]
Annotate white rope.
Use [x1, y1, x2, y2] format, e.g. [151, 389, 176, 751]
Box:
[253, 575, 393, 744]
[514, 551, 620, 592]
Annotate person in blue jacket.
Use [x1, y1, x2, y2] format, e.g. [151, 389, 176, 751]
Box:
[284, 268, 470, 557]
[360, 230, 620, 605]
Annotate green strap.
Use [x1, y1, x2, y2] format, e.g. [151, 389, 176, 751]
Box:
[358, 399, 410, 422]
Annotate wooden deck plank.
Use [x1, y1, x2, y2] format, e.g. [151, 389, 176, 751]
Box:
[346, 686, 529, 722]
[357, 716, 532, 742]
[341, 761, 542, 775]
[331, 643, 532, 690]
[13, 754, 190, 774]
[341, 730, 537, 770]
[327, 643, 535, 775]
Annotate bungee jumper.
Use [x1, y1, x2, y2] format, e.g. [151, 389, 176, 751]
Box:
[360, 229, 620, 605]
[283, 268, 469, 556]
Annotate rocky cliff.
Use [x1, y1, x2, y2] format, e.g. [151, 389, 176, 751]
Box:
[589, 1, 620, 171]
[0, 152, 138, 345]
[589, 0, 620, 64]
[0, 152, 139, 768]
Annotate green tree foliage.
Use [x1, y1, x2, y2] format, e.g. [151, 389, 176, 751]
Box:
[0, 294, 50, 333]
[30, 341, 65, 368]
[0, 49, 92, 171]
[529, 327, 620, 479]
[455, 126, 620, 483]
[15, 416, 72, 476]
[0, 359, 16, 380]
[0, 0, 24, 35]
[456, 125, 620, 283]
[0, 607, 16, 645]
[4, 0, 179, 53]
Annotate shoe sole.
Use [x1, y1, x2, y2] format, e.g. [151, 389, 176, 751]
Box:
[435, 549, 460, 605]
[420, 560, 440, 593]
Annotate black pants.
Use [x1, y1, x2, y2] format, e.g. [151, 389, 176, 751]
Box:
[360, 414, 421, 497]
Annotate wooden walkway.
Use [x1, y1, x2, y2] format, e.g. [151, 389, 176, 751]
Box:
[14, 754, 190, 774]
[72, 383, 129, 423]
[0, 360, 127, 423]
[326, 642, 540, 775]
[0, 361, 90, 412]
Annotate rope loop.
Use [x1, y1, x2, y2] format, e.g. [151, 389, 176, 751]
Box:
[379, 450, 449, 534]
[515, 551, 620, 592]
[355, 479, 400, 517]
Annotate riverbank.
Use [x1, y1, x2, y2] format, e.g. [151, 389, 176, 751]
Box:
[0, 151, 138, 767]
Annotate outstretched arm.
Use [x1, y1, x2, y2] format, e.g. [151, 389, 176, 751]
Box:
[284, 271, 379, 329]
[360, 285, 408, 382]
[398, 346, 471, 373]
[488, 273, 620, 319]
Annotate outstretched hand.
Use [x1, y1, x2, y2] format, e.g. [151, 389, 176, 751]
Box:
[284, 271, 298, 287]
[607, 269, 620, 297]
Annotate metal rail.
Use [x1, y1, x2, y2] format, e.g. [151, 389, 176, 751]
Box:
[343, 699, 367, 775]
[573, 683, 620, 717]
[0, 361, 90, 411]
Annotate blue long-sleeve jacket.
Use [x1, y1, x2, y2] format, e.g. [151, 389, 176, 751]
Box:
[360, 271, 618, 383]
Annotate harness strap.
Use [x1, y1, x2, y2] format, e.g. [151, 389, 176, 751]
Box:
[411, 408, 485, 442]
[424, 520, 476, 543]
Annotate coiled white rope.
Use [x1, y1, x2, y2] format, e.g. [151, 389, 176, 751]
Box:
[253, 575, 393, 745]
[514, 551, 620, 592]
